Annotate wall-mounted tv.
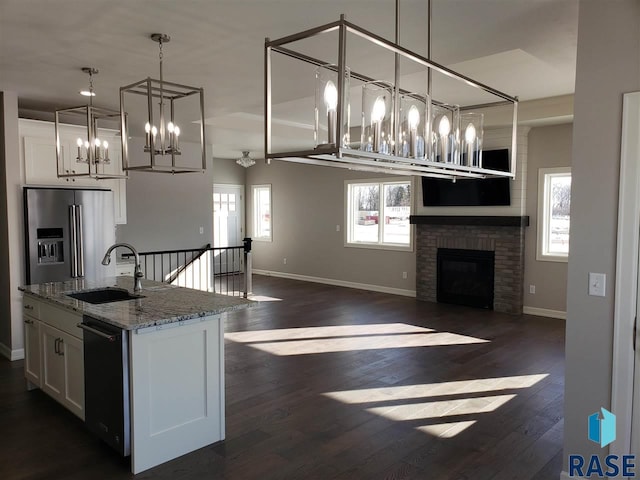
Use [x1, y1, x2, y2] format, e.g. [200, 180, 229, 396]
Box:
[422, 149, 511, 207]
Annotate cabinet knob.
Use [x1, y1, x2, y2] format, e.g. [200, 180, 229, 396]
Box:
[24, 318, 34, 325]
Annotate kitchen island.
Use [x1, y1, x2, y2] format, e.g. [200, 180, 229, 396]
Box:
[20, 276, 254, 474]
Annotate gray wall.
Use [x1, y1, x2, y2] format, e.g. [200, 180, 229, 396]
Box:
[0, 93, 12, 350]
[523, 124, 572, 314]
[0, 92, 24, 357]
[246, 160, 416, 293]
[116, 137, 246, 252]
[563, 0, 640, 469]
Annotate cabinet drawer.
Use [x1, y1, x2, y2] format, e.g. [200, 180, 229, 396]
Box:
[40, 302, 83, 340]
[23, 296, 41, 319]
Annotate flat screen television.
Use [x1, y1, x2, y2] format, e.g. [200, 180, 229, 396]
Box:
[422, 149, 511, 206]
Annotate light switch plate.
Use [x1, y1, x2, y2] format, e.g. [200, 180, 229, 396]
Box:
[589, 272, 606, 297]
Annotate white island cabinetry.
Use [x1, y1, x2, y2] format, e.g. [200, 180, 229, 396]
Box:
[20, 277, 251, 475]
[130, 316, 225, 474]
[22, 295, 85, 419]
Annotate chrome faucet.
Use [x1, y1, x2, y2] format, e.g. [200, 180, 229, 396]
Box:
[102, 243, 144, 292]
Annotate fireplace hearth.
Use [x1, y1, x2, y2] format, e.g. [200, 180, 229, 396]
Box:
[437, 248, 495, 309]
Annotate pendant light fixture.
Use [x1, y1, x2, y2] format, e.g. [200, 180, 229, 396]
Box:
[120, 33, 206, 174]
[54, 67, 127, 180]
[264, 0, 518, 180]
[236, 151, 256, 168]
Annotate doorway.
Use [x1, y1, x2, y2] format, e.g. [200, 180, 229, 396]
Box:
[213, 184, 244, 275]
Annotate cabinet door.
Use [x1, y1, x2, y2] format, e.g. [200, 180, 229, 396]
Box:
[61, 333, 85, 420]
[24, 317, 41, 387]
[23, 135, 78, 186]
[40, 323, 65, 401]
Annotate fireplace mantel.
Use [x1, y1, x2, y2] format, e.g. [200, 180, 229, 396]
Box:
[410, 216, 529, 227]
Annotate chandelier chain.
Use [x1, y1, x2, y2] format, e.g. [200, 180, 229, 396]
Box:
[88, 69, 94, 107]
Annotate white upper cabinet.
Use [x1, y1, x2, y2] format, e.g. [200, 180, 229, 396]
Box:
[19, 119, 127, 224]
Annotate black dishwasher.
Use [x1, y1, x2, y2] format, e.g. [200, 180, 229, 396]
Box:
[79, 315, 131, 456]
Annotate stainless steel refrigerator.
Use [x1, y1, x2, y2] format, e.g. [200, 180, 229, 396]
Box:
[24, 187, 116, 284]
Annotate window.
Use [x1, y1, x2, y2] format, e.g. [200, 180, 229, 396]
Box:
[252, 185, 271, 241]
[537, 167, 571, 262]
[346, 178, 412, 249]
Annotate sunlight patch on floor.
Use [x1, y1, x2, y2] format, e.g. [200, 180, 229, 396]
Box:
[246, 294, 282, 302]
[366, 394, 517, 421]
[416, 420, 477, 438]
[323, 374, 549, 404]
[322, 373, 549, 438]
[225, 323, 435, 343]
[225, 331, 488, 355]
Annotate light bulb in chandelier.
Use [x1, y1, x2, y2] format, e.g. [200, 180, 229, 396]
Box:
[324, 81, 338, 144]
[465, 123, 476, 143]
[371, 96, 386, 123]
[408, 105, 420, 130]
[407, 105, 421, 158]
[438, 115, 451, 136]
[324, 81, 338, 111]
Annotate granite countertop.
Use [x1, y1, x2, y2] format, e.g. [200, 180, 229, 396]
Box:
[19, 277, 254, 331]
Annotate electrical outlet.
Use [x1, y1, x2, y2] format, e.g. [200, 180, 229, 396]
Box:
[336, 225, 341, 232]
[283, 258, 287, 265]
[199, 226, 204, 234]
[589, 273, 606, 297]
[529, 285, 536, 294]
[402, 271, 408, 279]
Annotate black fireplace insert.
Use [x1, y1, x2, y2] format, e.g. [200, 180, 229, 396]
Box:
[437, 248, 495, 309]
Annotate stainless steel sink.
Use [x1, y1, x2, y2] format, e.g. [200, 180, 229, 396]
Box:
[66, 288, 144, 305]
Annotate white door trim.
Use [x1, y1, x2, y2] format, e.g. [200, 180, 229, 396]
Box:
[611, 91, 640, 456]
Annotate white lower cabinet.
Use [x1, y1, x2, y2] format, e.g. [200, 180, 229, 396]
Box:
[23, 316, 41, 387]
[130, 316, 225, 474]
[40, 322, 85, 420]
[24, 295, 85, 420]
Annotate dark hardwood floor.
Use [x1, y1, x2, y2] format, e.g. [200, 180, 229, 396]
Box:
[1, 276, 565, 479]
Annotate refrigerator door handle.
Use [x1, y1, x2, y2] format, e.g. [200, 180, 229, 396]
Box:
[69, 205, 78, 277]
[76, 204, 84, 277]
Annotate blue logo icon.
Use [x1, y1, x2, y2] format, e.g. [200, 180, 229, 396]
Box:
[588, 407, 616, 448]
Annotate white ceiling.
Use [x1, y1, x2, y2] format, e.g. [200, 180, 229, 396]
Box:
[0, 0, 578, 158]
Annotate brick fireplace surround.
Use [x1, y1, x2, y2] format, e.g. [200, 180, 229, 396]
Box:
[410, 216, 529, 315]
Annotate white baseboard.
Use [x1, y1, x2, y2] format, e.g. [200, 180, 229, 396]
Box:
[559, 471, 570, 480]
[523, 306, 567, 320]
[0, 342, 24, 361]
[253, 269, 416, 298]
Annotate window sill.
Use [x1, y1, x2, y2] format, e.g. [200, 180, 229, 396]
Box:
[253, 237, 272, 243]
[345, 242, 413, 253]
[536, 253, 568, 263]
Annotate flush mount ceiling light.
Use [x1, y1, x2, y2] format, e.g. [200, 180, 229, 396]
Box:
[120, 33, 206, 174]
[264, 0, 518, 180]
[236, 151, 256, 168]
[54, 67, 127, 180]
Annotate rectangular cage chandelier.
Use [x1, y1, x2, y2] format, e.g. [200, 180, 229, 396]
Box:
[264, 4, 519, 180]
[120, 33, 206, 174]
[55, 67, 128, 180]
